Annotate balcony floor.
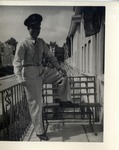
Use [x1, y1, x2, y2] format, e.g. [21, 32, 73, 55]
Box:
[24, 121, 103, 142]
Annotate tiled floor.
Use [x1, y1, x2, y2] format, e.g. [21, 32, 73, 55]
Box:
[24, 121, 103, 142]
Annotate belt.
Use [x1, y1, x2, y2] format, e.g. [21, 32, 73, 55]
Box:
[22, 64, 41, 67]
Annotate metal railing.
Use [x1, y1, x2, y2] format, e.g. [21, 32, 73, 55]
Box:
[0, 83, 31, 141]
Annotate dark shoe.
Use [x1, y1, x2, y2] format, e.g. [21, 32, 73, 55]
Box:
[67, 101, 79, 107]
[36, 133, 49, 141]
[54, 98, 61, 103]
[59, 101, 67, 107]
[59, 101, 79, 107]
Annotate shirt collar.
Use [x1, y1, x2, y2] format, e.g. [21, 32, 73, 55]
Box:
[28, 37, 38, 44]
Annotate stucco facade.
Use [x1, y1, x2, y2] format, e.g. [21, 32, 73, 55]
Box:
[66, 7, 105, 122]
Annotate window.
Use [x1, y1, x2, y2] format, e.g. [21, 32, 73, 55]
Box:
[88, 40, 91, 73]
[84, 44, 86, 72]
[1, 47, 4, 53]
[82, 46, 84, 71]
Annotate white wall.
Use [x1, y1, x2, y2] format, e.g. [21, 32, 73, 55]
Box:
[66, 12, 105, 123]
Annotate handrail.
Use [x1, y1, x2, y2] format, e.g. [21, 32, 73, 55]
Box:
[0, 82, 31, 141]
[0, 83, 19, 93]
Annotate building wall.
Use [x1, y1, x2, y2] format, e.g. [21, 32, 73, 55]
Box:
[66, 7, 105, 123]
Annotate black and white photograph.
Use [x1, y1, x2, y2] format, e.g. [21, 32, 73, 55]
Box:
[0, 5, 105, 142]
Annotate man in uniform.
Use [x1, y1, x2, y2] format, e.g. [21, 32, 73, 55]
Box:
[13, 13, 72, 141]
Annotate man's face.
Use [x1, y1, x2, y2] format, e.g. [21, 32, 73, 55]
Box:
[28, 23, 41, 39]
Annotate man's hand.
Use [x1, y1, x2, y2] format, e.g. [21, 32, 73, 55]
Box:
[18, 79, 26, 86]
[58, 68, 67, 77]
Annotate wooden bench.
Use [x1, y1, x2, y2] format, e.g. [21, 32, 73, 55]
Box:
[42, 76, 102, 135]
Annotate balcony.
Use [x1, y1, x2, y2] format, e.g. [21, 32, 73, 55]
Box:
[0, 63, 103, 142]
[0, 76, 31, 141]
[24, 122, 103, 142]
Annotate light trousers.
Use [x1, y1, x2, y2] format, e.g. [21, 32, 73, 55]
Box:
[22, 66, 71, 135]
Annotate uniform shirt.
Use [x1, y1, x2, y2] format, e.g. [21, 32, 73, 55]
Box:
[13, 37, 61, 82]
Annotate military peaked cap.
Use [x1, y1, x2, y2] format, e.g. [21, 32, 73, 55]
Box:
[24, 13, 43, 26]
